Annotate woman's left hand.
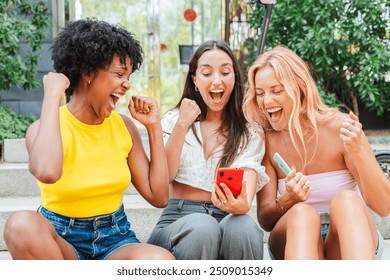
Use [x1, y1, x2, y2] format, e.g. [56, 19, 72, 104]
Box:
[129, 96, 160, 126]
[340, 111, 363, 154]
[211, 181, 251, 215]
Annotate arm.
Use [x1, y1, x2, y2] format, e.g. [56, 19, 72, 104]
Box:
[26, 72, 69, 183]
[164, 98, 200, 182]
[257, 138, 312, 231]
[256, 154, 284, 231]
[126, 96, 168, 208]
[341, 112, 390, 217]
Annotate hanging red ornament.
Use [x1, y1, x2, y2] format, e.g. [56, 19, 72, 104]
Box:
[184, 8, 197, 22]
[160, 43, 168, 52]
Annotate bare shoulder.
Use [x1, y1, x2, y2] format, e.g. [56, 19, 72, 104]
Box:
[119, 113, 137, 132]
[119, 113, 142, 143]
[318, 111, 347, 134]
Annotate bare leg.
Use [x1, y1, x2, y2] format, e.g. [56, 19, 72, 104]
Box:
[269, 203, 324, 260]
[107, 243, 175, 260]
[3, 210, 77, 260]
[325, 190, 377, 260]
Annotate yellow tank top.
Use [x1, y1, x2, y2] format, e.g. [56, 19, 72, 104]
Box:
[38, 106, 132, 217]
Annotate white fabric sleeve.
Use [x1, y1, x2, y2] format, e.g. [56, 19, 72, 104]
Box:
[160, 109, 179, 145]
[231, 125, 270, 192]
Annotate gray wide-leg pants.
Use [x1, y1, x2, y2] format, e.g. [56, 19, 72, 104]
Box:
[147, 199, 264, 260]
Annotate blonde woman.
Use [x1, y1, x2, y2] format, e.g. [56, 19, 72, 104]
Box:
[244, 46, 390, 260]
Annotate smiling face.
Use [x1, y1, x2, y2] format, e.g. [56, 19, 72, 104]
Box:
[191, 48, 235, 114]
[254, 66, 293, 131]
[86, 54, 133, 120]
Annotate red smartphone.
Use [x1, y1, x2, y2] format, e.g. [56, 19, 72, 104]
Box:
[216, 167, 244, 196]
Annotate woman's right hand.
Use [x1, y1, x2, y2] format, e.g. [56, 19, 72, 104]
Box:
[177, 98, 201, 128]
[284, 167, 312, 203]
[43, 72, 69, 100]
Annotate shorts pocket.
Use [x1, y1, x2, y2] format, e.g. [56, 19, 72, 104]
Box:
[114, 215, 131, 235]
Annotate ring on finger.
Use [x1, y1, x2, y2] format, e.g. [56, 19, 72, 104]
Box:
[221, 200, 227, 205]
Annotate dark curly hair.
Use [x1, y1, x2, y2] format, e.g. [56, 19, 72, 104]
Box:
[51, 19, 143, 95]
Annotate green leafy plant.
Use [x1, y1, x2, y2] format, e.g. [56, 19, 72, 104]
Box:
[246, 0, 389, 116]
[0, 100, 36, 144]
[0, 0, 49, 90]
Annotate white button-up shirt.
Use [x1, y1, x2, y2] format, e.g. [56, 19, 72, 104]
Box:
[161, 109, 269, 192]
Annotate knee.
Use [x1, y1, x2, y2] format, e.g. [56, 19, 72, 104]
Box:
[4, 211, 37, 244]
[147, 247, 176, 260]
[330, 190, 365, 214]
[331, 190, 361, 206]
[220, 215, 264, 244]
[221, 215, 263, 238]
[172, 214, 220, 259]
[287, 203, 320, 228]
[183, 213, 220, 242]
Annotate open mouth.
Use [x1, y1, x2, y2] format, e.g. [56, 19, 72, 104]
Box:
[267, 107, 282, 121]
[110, 92, 122, 104]
[210, 89, 223, 102]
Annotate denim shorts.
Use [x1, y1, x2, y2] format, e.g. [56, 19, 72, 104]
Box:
[38, 205, 140, 260]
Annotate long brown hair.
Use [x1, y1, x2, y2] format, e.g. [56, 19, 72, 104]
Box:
[175, 40, 249, 167]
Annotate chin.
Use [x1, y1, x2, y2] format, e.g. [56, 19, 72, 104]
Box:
[269, 122, 286, 132]
[102, 111, 113, 119]
[271, 126, 284, 132]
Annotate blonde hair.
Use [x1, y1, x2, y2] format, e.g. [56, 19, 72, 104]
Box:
[244, 46, 337, 167]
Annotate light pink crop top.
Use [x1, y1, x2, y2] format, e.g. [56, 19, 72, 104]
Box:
[278, 169, 361, 213]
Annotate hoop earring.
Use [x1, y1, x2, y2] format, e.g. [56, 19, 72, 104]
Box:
[195, 86, 199, 92]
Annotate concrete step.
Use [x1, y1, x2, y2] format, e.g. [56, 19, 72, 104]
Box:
[0, 162, 139, 197]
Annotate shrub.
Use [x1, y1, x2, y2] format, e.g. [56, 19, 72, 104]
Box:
[246, 0, 390, 116]
[0, 0, 49, 90]
[0, 100, 36, 144]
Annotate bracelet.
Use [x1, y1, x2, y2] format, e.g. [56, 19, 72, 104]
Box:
[275, 198, 287, 212]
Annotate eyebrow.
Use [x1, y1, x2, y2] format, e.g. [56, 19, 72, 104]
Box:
[255, 85, 283, 90]
[110, 65, 128, 70]
[199, 62, 232, 67]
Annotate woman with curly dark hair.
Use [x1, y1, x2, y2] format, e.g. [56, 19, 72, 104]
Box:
[147, 40, 269, 259]
[3, 19, 174, 260]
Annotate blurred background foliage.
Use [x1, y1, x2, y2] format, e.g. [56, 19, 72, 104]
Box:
[0, 0, 49, 91]
[0, 0, 46, 144]
[245, 0, 389, 117]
